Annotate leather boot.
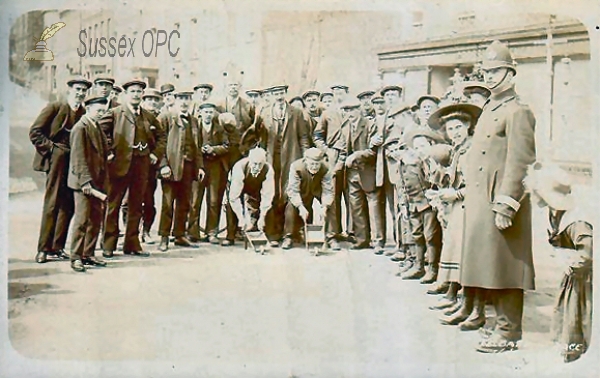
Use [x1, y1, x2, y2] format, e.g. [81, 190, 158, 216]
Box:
[459, 293, 486, 331]
[402, 244, 425, 280]
[396, 258, 414, 276]
[427, 281, 450, 295]
[159, 236, 169, 252]
[440, 288, 474, 325]
[420, 245, 439, 284]
[443, 298, 463, 316]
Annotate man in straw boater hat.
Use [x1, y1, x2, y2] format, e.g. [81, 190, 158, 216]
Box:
[459, 40, 537, 354]
[524, 162, 593, 363]
[156, 90, 205, 251]
[256, 83, 311, 247]
[283, 147, 335, 250]
[99, 78, 167, 258]
[67, 94, 112, 272]
[30, 76, 92, 264]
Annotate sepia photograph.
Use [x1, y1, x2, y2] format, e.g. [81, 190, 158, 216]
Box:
[1, 0, 599, 377]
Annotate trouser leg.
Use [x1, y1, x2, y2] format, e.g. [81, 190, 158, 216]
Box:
[366, 188, 384, 247]
[142, 167, 158, 232]
[159, 180, 177, 237]
[70, 191, 90, 261]
[83, 196, 104, 258]
[347, 177, 369, 245]
[103, 174, 129, 251]
[491, 288, 524, 341]
[122, 155, 149, 251]
[173, 162, 194, 237]
[206, 165, 226, 236]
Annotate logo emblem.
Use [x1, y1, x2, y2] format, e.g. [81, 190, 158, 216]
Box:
[24, 22, 66, 61]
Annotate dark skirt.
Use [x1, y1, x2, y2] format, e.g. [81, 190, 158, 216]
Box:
[553, 263, 592, 348]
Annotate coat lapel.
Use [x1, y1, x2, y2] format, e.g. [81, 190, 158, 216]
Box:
[281, 102, 291, 136]
[85, 117, 104, 154]
[121, 106, 135, 145]
[352, 118, 366, 144]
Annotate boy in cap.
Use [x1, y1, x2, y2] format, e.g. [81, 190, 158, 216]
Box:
[226, 147, 275, 245]
[67, 94, 111, 272]
[99, 79, 167, 258]
[395, 128, 445, 282]
[157, 91, 205, 251]
[319, 92, 333, 110]
[282, 148, 335, 250]
[30, 76, 92, 263]
[93, 75, 119, 108]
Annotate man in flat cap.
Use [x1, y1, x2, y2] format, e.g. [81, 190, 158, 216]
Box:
[357, 90, 376, 120]
[111, 85, 123, 105]
[93, 75, 119, 109]
[461, 40, 536, 353]
[341, 99, 384, 250]
[380, 85, 403, 112]
[302, 90, 322, 136]
[67, 94, 111, 272]
[29, 76, 92, 263]
[319, 92, 333, 111]
[187, 102, 230, 244]
[371, 95, 386, 117]
[282, 148, 334, 250]
[160, 83, 176, 116]
[190, 83, 214, 120]
[225, 147, 275, 245]
[99, 79, 167, 257]
[255, 84, 311, 246]
[245, 89, 262, 108]
[138, 88, 164, 244]
[157, 91, 205, 251]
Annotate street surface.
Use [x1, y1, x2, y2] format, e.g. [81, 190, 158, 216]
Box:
[5, 190, 597, 377]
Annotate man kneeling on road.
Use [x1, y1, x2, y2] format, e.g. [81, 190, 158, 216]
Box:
[282, 148, 336, 250]
[226, 147, 275, 245]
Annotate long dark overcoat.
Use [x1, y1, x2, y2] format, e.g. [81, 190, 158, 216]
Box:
[461, 85, 536, 290]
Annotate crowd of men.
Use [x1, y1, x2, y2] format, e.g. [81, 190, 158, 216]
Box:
[27, 40, 592, 361]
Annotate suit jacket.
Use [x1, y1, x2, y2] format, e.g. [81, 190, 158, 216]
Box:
[198, 118, 230, 172]
[98, 104, 167, 178]
[67, 115, 109, 192]
[29, 101, 85, 172]
[286, 158, 334, 208]
[343, 116, 378, 192]
[216, 96, 256, 146]
[158, 112, 204, 182]
[257, 102, 311, 195]
[313, 107, 347, 170]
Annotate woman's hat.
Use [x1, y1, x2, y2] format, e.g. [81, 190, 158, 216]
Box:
[524, 162, 574, 210]
[428, 103, 482, 132]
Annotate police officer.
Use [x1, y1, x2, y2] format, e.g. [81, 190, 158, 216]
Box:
[460, 40, 537, 353]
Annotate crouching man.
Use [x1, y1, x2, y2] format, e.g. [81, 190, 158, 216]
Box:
[67, 95, 110, 272]
[225, 147, 275, 245]
[282, 148, 335, 250]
